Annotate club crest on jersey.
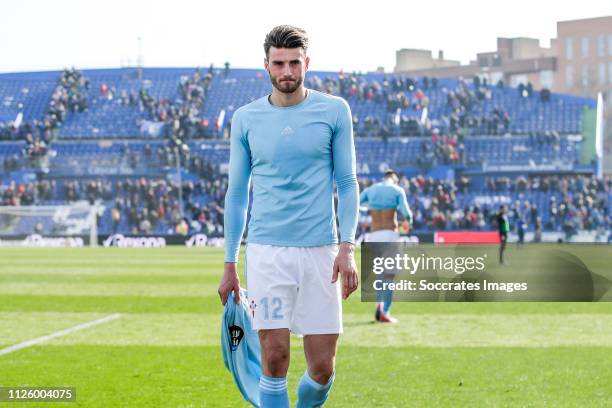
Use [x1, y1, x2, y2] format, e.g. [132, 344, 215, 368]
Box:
[281, 126, 295, 136]
[228, 325, 244, 351]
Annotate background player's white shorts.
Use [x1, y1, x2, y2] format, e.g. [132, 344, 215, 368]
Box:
[364, 230, 401, 276]
[364, 229, 400, 242]
[245, 243, 342, 335]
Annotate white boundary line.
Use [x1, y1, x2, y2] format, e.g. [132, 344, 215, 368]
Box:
[0, 313, 122, 357]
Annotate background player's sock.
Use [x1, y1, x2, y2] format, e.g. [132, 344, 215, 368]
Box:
[259, 375, 289, 408]
[296, 370, 335, 408]
[383, 288, 393, 314]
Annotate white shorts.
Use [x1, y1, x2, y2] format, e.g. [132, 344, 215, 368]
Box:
[364, 230, 400, 242]
[364, 230, 401, 276]
[245, 243, 342, 335]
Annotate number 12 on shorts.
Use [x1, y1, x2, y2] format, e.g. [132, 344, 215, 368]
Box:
[260, 297, 283, 320]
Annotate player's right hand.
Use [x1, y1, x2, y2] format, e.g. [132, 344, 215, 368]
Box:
[218, 263, 241, 305]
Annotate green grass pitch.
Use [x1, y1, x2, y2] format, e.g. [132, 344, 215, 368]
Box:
[0, 245, 611, 407]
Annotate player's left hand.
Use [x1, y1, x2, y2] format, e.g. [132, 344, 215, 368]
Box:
[332, 242, 358, 300]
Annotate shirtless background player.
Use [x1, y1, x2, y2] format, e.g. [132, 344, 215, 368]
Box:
[359, 170, 412, 323]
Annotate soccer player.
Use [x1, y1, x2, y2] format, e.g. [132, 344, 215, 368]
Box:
[497, 204, 509, 264]
[359, 170, 412, 323]
[218, 25, 359, 408]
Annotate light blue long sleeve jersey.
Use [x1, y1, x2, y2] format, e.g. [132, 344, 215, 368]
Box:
[359, 181, 413, 223]
[224, 90, 360, 263]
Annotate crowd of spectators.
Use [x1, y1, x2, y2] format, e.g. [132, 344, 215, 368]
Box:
[0, 68, 607, 240]
[106, 70, 555, 143]
[484, 175, 611, 236]
[107, 177, 227, 236]
[136, 68, 216, 141]
[0, 175, 228, 237]
[0, 68, 89, 169]
[356, 174, 611, 238]
[304, 72, 516, 139]
[1, 180, 55, 206]
[2, 172, 608, 239]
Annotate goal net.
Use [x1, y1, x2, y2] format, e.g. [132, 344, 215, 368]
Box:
[0, 201, 105, 247]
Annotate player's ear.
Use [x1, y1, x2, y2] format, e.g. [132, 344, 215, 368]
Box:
[264, 58, 269, 71]
[305, 56, 310, 71]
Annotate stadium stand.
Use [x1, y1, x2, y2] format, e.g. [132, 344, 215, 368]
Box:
[0, 67, 609, 239]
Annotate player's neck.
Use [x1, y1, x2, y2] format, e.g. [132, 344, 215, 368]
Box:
[269, 87, 308, 107]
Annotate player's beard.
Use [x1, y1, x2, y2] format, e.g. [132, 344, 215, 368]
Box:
[269, 74, 303, 94]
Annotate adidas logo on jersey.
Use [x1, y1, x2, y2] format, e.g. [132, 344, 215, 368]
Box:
[281, 126, 295, 136]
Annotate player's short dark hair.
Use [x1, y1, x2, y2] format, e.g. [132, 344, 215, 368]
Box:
[384, 170, 399, 180]
[264, 25, 309, 58]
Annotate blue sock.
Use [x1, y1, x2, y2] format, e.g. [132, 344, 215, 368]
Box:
[379, 274, 394, 314]
[296, 370, 335, 408]
[383, 288, 393, 313]
[382, 274, 394, 313]
[259, 375, 289, 408]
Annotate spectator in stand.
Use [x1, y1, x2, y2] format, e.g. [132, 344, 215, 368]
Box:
[111, 204, 121, 234]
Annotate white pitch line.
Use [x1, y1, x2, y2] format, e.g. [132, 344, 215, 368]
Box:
[0, 313, 122, 357]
